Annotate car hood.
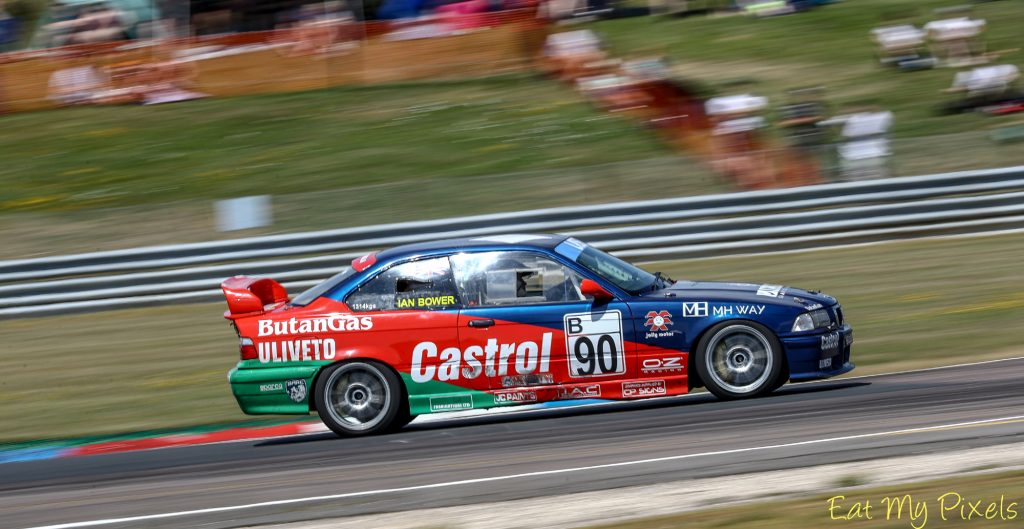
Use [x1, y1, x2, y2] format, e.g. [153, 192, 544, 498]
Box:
[648, 280, 836, 308]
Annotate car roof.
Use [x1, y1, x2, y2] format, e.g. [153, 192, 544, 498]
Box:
[376, 233, 570, 262]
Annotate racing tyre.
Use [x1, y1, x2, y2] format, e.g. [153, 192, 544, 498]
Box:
[315, 361, 404, 436]
[695, 321, 783, 400]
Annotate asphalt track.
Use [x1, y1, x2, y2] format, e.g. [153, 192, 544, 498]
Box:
[4, 358, 1024, 529]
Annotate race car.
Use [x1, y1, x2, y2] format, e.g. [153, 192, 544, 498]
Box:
[222, 234, 853, 436]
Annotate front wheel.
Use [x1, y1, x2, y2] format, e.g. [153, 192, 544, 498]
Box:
[694, 321, 784, 400]
[315, 361, 404, 436]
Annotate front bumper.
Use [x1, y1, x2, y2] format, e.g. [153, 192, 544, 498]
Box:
[228, 361, 322, 415]
[782, 324, 854, 381]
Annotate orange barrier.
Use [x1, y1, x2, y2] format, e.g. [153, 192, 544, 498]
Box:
[0, 9, 547, 113]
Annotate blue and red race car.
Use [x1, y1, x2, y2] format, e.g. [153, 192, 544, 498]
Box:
[222, 234, 853, 436]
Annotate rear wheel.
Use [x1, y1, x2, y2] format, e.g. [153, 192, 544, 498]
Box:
[695, 321, 783, 400]
[315, 361, 403, 436]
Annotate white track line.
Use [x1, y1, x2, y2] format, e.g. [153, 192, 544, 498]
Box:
[24, 414, 1024, 529]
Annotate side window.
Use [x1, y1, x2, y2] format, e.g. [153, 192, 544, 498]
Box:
[450, 251, 584, 307]
[346, 257, 460, 312]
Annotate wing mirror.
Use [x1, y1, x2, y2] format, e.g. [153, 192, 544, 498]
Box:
[581, 279, 614, 301]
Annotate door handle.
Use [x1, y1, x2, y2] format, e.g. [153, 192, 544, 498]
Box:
[468, 319, 495, 328]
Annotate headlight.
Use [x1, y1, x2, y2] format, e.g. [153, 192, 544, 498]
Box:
[792, 308, 831, 332]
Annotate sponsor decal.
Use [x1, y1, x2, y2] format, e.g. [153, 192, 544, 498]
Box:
[565, 311, 626, 377]
[352, 252, 377, 272]
[396, 295, 456, 309]
[641, 356, 684, 374]
[756, 285, 785, 298]
[622, 380, 667, 398]
[556, 384, 602, 400]
[804, 302, 824, 311]
[258, 338, 336, 363]
[429, 394, 473, 412]
[411, 334, 552, 383]
[257, 315, 373, 337]
[501, 373, 555, 387]
[821, 331, 841, 356]
[285, 379, 307, 403]
[493, 390, 538, 404]
[643, 310, 675, 339]
[712, 304, 766, 317]
[682, 302, 709, 318]
[258, 383, 283, 392]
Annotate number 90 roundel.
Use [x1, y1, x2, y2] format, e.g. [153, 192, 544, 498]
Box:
[222, 234, 854, 436]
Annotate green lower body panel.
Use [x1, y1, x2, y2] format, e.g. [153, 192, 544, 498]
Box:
[401, 374, 497, 415]
[229, 361, 326, 415]
[231, 363, 524, 417]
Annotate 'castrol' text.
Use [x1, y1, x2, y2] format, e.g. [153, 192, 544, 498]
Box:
[411, 333, 552, 383]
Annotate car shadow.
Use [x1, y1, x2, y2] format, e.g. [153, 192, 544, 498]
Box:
[255, 380, 870, 447]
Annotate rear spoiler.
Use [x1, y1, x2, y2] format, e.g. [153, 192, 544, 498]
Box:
[221, 276, 289, 320]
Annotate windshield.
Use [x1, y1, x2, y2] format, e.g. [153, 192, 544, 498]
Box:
[290, 266, 357, 306]
[574, 246, 658, 294]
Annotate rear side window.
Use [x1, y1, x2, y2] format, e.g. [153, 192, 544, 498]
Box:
[346, 257, 460, 312]
[291, 267, 356, 306]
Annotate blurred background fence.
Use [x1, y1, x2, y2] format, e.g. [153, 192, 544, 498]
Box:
[1, 8, 546, 112]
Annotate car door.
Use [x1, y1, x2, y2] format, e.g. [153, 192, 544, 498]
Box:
[343, 256, 489, 398]
[450, 250, 635, 400]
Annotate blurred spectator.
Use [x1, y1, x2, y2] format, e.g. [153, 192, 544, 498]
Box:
[706, 93, 774, 189]
[279, 2, 354, 56]
[819, 107, 893, 181]
[135, 56, 208, 105]
[777, 86, 828, 149]
[48, 52, 208, 107]
[925, 16, 986, 67]
[0, 0, 19, 50]
[540, 30, 612, 82]
[737, 0, 794, 17]
[48, 64, 109, 105]
[706, 93, 767, 136]
[436, 0, 489, 32]
[43, 3, 129, 47]
[943, 64, 1023, 115]
[870, 24, 934, 69]
[377, 0, 428, 19]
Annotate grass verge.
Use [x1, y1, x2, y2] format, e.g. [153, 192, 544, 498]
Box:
[584, 469, 1024, 529]
[0, 75, 671, 212]
[2, 232, 1022, 442]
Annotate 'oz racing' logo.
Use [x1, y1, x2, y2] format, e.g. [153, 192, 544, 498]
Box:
[641, 357, 684, 374]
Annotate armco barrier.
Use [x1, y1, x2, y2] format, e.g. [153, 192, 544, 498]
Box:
[1, 165, 1023, 317]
